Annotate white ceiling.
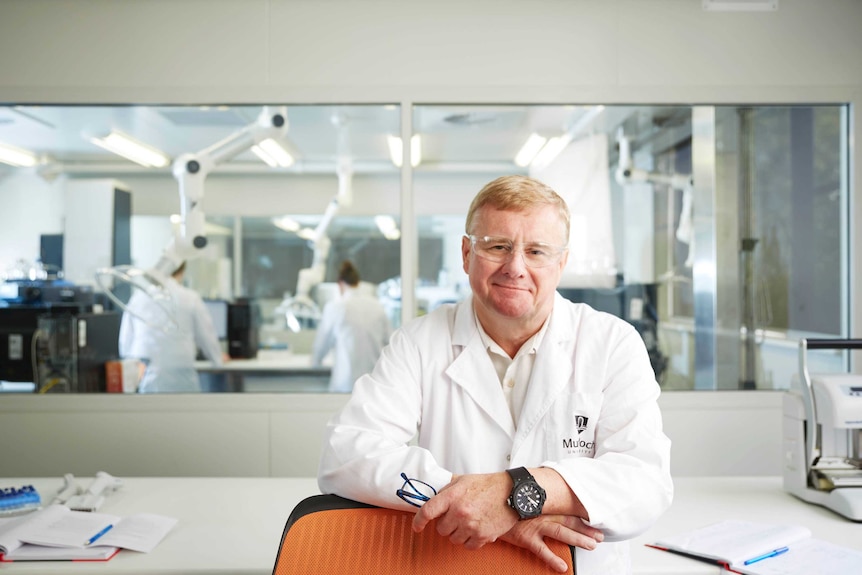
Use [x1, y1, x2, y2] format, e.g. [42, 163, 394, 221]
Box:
[0, 103, 693, 177]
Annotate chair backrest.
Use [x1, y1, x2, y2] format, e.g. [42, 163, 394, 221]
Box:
[272, 494, 574, 575]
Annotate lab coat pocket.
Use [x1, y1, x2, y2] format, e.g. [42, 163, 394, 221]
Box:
[546, 392, 604, 460]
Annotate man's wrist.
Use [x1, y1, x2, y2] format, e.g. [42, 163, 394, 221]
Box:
[506, 467, 546, 520]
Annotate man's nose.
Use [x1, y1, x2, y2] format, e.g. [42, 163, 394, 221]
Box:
[500, 249, 528, 274]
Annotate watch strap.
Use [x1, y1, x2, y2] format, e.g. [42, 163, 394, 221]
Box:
[506, 466, 534, 487]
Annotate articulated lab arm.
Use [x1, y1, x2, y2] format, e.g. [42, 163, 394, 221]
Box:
[97, 106, 292, 328]
[153, 106, 291, 277]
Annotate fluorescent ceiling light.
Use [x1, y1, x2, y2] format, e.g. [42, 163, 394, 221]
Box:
[89, 131, 170, 168]
[387, 134, 421, 168]
[375, 215, 401, 240]
[514, 133, 548, 167]
[252, 138, 294, 168]
[272, 216, 300, 233]
[531, 135, 572, 170]
[521, 106, 605, 170]
[0, 141, 38, 167]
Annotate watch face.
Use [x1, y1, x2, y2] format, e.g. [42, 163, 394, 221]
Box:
[513, 482, 544, 517]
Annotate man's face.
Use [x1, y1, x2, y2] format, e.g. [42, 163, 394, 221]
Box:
[462, 205, 569, 328]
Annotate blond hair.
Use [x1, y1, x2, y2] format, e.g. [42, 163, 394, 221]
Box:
[465, 175, 570, 241]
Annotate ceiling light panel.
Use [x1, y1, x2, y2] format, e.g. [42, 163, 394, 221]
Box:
[89, 131, 170, 168]
[0, 141, 38, 167]
[514, 133, 548, 167]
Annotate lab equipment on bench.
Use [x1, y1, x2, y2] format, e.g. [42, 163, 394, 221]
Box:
[33, 311, 121, 393]
[783, 338, 862, 521]
[0, 304, 120, 392]
[64, 472, 123, 512]
[51, 474, 78, 505]
[227, 298, 260, 359]
[0, 484, 41, 516]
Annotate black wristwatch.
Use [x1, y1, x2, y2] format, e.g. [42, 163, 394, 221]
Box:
[506, 467, 546, 520]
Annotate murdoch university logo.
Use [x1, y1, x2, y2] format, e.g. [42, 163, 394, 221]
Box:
[562, 414, 594, 454]
[575, 415, 589, 434]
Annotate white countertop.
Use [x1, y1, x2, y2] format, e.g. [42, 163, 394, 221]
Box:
[1, 476, 859, 574]
[0, 477, 320, 574]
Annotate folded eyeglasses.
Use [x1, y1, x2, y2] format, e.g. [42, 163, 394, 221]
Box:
[396, 472, 437, 508]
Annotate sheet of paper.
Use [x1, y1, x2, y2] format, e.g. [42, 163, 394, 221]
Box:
[655, 520, 811, 565]
[0, 514, 32, 555]
[739, 538, 862, 575]
[17, 505, 117, 549]
[97, 513, 178, 553]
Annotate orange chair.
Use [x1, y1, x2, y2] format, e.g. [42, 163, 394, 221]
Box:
[272, 494, 574, 575]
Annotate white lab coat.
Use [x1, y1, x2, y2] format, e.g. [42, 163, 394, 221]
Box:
[318, 292, 673, 575]
[118, 277, 223, 393]
[311, 286, 392, 393]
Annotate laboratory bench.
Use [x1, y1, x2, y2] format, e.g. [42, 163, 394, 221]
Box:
[1, 476, 859, 574]
[195, 350, 331, 392]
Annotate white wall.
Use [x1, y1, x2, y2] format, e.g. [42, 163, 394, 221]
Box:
[1, 1, 859, 102]
[0, 391, 784, 479]
[62, 179, 129, 286]
[0, 171, 63, 274]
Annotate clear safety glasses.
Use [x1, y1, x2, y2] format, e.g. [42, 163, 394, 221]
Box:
[468, 235, 568, 268]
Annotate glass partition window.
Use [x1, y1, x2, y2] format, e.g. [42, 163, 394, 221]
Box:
[0, 102, 850, 393]
[0, 103, 402, 393]
[412, 104, 849, 391]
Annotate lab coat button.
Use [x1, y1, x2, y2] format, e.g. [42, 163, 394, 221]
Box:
[506, 454, 511, 461]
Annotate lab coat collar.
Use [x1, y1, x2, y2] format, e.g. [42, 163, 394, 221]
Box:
[445, 295, 516, 438]
[444, 293, 579, 441]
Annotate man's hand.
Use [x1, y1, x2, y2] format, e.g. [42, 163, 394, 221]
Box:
[500, 514, 604, 573]
[412, 472, 516, 549]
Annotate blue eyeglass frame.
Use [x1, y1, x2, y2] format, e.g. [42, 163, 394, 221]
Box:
[396, 472, 437, 508]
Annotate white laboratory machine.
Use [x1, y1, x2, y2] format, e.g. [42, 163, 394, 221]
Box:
[783, 338, 862, 521]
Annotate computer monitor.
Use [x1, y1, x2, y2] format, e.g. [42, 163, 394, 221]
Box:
[203, 299, 229, 341]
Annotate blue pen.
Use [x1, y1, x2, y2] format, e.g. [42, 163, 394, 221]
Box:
[84, 524, 114, 546]
[743, 546, 789, 565]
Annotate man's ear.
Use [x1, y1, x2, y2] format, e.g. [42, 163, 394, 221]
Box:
[461, 236, 472, 273]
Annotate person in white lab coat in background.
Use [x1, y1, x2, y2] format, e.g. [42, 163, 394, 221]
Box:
[311, 260, 392, 393]
[318, 175, 673, 574]
[119, 261, 225, 393]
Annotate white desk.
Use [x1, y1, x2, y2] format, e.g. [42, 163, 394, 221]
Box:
[630, 476, 862, 574]
[1, 477, 860, 574]
[0, 477, 320, 574]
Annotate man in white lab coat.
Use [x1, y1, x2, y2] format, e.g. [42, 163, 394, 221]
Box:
[318, 175, 673, 574]
[311, 260, 392, 393]
[118, 262, 224, 393]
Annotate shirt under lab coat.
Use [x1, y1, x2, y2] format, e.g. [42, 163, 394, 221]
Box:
[311, 286, 392, 393]
[318, 292, 673, 575]
[118, 277, 223, 393]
